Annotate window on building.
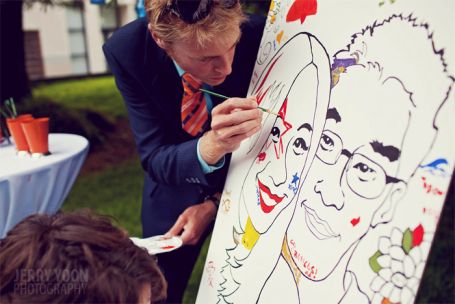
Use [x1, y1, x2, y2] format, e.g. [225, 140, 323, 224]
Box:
[24, 30, 45, 80]
[100, 3, 118, 42]
[66, 5, 89, 75]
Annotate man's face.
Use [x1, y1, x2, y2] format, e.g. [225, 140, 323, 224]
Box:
[286, 67, 410, 280]
[241, 65, 319, 234]
[166, 29, 241, 86]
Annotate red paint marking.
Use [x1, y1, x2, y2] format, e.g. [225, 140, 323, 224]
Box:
[256, 85, 271, 105]
[258, 179, 284, 213]
[421, 176, 431, 192]
[412, 224, 424, 247]
[423, 207, 426, 213]
[421, 176, 445, 196]
[273, 141, 281, 160]
[254, 54, 283, 96]
[259, 193, 275, 213]
[258, 180, 284, 204]
[350, 217, 360, 226]
[273, 98, 293, 159]
[286, 0, 317, 24]
[289, 239, 318, 279]
[160, 245, 175, 250]
[258, 152, 266, 162]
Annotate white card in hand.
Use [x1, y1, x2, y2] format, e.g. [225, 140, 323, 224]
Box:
[130, 235, 183, 255]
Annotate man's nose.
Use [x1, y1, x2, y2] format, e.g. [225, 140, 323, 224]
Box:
[214, 54, 232, 75]
[314, 161, 346, 210]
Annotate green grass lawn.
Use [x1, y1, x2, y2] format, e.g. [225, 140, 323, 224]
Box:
[33, 76, 126, 118]
[30, 76, 452, 303]
[62, 158, 144, 237]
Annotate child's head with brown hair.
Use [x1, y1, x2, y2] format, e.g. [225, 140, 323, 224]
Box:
[0, 209, 167, 303]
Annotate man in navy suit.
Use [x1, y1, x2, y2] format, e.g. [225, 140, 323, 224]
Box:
[103, 0, 265, 301]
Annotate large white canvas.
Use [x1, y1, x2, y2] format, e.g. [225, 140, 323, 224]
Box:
[197, 1, 455, 303]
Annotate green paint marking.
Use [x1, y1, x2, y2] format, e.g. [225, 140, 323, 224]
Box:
[403, 228, 413, 254]
[369, 250, 383, 273]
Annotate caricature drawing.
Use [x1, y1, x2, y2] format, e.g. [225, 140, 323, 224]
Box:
[259, 14, 454, 304]
[217, 32, 332, 304]
[196, 2, 455, 304]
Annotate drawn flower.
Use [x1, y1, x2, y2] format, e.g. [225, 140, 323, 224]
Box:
[369, 224, 431, 304]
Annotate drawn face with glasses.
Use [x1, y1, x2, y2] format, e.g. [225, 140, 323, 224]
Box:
[162, 0, 238, 24]
[286, 67, 409, 280]
[318, 130, 402, 200]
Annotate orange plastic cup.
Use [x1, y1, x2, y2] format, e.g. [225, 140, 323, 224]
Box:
[21, 117, 50, 154]
[6, 114, 34, 152]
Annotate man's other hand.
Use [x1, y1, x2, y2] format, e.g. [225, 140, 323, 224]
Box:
[165, 200, 217, 245]
[199, 97, 262, 165]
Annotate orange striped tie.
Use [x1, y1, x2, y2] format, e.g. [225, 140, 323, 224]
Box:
[181, 73, 209, 136]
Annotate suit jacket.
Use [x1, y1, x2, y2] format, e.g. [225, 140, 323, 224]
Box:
[103, 15, 265, 237]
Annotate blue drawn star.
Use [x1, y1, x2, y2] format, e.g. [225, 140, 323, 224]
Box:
[291, 173, 299, 185]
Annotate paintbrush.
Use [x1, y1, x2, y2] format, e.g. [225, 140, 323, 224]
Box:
[199, 88, 280, 117]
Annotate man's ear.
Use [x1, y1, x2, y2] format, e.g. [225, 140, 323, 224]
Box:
[148, 24, 166, 49]
[371, 181, 407, 228]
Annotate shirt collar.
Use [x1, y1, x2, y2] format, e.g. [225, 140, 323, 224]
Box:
[173, 60, 186, 77]
[173, 60, 213, 90]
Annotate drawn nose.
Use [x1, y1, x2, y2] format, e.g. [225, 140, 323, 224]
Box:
[269, 158, 287, 188]
[314, 174, 345, 210]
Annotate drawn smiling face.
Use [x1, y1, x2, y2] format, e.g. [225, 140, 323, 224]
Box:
[240, 65, 320, 234]
[286, 67, 410, 280]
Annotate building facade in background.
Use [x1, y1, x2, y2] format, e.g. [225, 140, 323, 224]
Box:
[23, 0, 137, 80]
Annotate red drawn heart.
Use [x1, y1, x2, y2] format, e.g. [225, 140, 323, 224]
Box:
[286, 0, 317, 24]
[350, 217, 360, 227]
[412, 224, 424, 247]
[258, 152, 266, 162]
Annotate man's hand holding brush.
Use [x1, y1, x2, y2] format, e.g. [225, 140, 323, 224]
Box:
[199, 97, 263, 165]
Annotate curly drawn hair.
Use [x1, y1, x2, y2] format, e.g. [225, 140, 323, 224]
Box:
[0, 210, 167, 303]
[333, 14, 454, 181]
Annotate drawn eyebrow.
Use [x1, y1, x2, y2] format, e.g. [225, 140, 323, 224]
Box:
[326, 108, 341, 123]
[297, 123, 313, 132]
[370, 140, 401, 162]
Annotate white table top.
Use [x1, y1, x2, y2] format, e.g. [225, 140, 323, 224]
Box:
[0, 133, 89, 237]
[0, 133, 89, 179]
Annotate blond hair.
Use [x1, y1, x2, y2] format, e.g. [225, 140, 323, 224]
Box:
[146, 0, 247, 49]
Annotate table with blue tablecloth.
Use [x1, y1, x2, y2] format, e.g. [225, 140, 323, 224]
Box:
[0, 133, 89, 238]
